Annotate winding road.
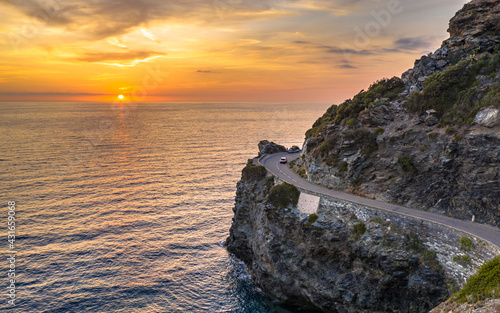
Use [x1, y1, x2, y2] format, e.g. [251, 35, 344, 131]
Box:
[259, 152, 500, 249]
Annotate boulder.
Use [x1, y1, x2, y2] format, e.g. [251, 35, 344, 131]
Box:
[258, 140, 287, 156]
[474, 107, 500, 127]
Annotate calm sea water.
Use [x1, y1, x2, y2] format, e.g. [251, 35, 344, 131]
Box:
[0, 102, 329, 313]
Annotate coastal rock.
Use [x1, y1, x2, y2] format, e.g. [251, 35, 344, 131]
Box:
[227, 1, 500, 312]
[297, 0, 500, 227]
[226, 172, 450, 313]
[474, 107, 500, 127]
[258, 140, 287, 156]
[402, 0, 500, 92]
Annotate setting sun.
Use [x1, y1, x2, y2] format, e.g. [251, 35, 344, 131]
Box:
[118, 95, 124, 100]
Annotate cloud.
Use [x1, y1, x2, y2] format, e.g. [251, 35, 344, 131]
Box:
[321, 45, 372, 55]
[107, 38, 127, 48]
[141, 28, 159, 43]
[76, 50, 165, 63]
[338, 62, 357, 69]
[284, 0, 372, 15]
[292, 40, 373, 56]
[393, 37, 433, 51]
[0, 92, 106, 95]
[197, 70, 218, 73]
[3, 0, 295, 40]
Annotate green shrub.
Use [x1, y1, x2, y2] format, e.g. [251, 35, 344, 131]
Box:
[454, 134, 463, 142]
[297, 168, 307, 178]
[419, 145, 427, 152]
[324, 155, 339, 167]
[268, 183, 300, 208]
[306, 213, 319, 226]
[264, 176, 274, 190]
[428, 132, 438, 139]
[306, 77, 405, 138]
[389, 136, 397, 143]
[317, 137, 336, 157]
[369, 217, 386, 225]
[453, 255, 471, 264]
[353, 222, 366, 241]
[398, 155, 417, 174]
[404, 51, 500, 125]
[374, 127, 385, 135]
[460, 237, 475, 252]
[339, 161, 348, 172]
[446, 128, 455, 135]
[306, 104, 338, 138]
[345, 118, 356, 128]
[242, 163, 267, 181]
[344, 129, 378, 155]
[453, 256, 500, 304]
[424, 250, 436, 260]
[479, 81, 500, 108]
[406, 231, 425, 252]
[352, 177, 362, 186]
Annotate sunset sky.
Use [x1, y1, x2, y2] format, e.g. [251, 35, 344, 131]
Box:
[0, 0, 468, 103]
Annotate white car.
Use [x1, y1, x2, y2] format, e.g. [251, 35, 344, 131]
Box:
[280, 157, 287, 164]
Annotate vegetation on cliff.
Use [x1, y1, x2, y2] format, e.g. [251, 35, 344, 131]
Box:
[228, 2, 500, 312]
[227, 175, 451, 313]
[268, 183, 300, 208]
[306, 77, 405, 138]
[241, 163, 267, 181]
[295, 0, 500, 227]
[405, 48, 500, 125]
[453, 256, 500, 304]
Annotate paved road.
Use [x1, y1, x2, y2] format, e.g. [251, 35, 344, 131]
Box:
[260, 152, 500, 249]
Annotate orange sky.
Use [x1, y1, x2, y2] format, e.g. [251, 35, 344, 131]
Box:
[0, 0, 468, 103]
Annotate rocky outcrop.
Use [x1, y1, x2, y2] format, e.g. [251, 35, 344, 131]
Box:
[402, 0, 499, 92]
[297, 0, 500, 227]
[226, 170, 453, 313]
[227, 1, 500, 312]
[474, 107, 500, 127]
[258, 140, 287, 156]
[297, 112, 500, 226]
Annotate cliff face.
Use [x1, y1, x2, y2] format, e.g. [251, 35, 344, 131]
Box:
[294, 0, 500, 227]
[226, 1, 500, 311]
[226, 168, 451, 312]
[403, 0, 500, 91]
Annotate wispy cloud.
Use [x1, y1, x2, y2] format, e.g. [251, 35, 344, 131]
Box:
[107, 38, 127, 48]
[76, 50, 165, 63]
[3, 0, 294, 40]
[338, 62, 357, 69]
[293, 40, 373, 55]
[394, 37, 433, 51]
[141, 28, 160, 43]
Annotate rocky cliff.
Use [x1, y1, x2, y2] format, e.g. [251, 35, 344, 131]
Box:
[226, 1, 500, 312]
[293, 0, 499, 227]
[226, 167, 451, 312]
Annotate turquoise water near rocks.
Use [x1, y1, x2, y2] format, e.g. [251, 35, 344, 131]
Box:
[0, 102, 329, 312]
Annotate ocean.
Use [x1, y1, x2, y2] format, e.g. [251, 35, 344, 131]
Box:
[0, 101, 330, 312]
